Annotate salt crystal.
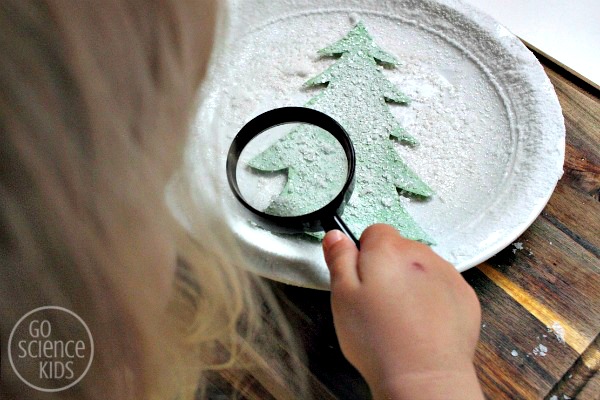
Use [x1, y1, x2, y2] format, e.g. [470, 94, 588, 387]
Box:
[513, 242, 524, 250]
[549, 396, 558, 400]
[511, 350, 518, 357]
[549, 322, 566, 344]
[532, 344, 548, 356]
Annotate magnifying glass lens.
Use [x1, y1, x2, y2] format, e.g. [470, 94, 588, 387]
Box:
[237, 123, 348, 217]
[227, 107, 360, 247]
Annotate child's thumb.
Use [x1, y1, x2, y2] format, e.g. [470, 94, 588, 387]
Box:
[323, 230, 360, 287]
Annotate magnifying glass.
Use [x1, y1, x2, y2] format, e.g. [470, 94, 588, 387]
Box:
[226, 107, 360, 248]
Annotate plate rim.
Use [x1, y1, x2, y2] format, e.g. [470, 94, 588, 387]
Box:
[183, 0, 565, 289]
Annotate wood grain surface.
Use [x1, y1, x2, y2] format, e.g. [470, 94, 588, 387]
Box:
[272, 52, 600, 400]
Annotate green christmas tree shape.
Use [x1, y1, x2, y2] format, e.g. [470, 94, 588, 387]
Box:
[250, 22, 434, 243]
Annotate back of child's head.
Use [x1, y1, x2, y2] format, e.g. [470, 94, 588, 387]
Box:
[0, 1, 308, 399]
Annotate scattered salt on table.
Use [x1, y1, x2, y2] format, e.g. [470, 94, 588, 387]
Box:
[549, 321, 566, 344]
[532, 344, 548, 357]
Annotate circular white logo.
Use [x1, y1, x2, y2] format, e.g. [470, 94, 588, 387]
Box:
[8, 306, 94, 392]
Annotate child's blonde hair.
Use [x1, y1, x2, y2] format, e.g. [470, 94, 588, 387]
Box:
[0, 1, 308, 399]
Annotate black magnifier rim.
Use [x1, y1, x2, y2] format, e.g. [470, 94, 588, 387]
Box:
[226, 107, 356, 231]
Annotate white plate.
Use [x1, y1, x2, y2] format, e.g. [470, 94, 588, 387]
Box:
[180, 0, 564, 289]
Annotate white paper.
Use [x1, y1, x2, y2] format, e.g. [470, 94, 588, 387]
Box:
[464, 0, 600, 89]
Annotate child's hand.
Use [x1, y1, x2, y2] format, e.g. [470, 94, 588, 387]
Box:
[322, 224, 483, 400]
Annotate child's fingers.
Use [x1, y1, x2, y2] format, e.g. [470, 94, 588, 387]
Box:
[360, 223, 416, 251]
[359, 224, 441, 281]
[358, 224, 408, 272]
[323, 230, 360, 289]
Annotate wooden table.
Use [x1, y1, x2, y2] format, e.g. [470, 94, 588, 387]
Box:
[271, 52, 600, 400]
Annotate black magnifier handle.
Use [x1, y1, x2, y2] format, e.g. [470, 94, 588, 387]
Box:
[322, 214, 360, 249]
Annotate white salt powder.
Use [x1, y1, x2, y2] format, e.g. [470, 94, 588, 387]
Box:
[532, 344, 548, 357]
[512, 241, 524, 254]
[549, 322, 566, 344]
[216, 12, 514, 243]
